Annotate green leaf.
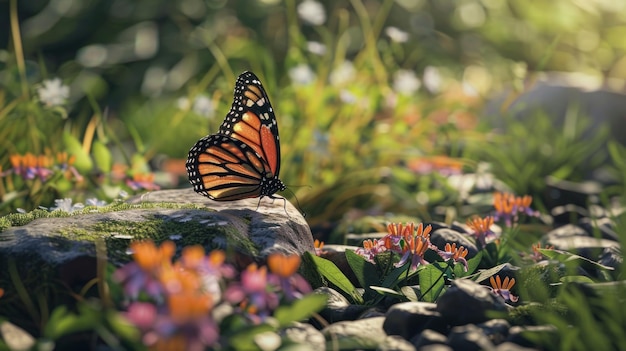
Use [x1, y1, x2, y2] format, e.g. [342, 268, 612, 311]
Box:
[380, 262, 418, 288]
[273, 294, 327, 326]
[453, 251, 483, 278]
[419, 263, 447, 302]
[400, 285, 420, 302]
[345, 249, 380, 299]
[105, 310, 140, 342]
[607, 141, 626, 169]
[308, 254, 364, 304]
[559, 276, 595, 284]
[465, 263, 510, 283]
[63, 131, 93, 173]
[539, 249, 614, 272]
[92, 140, 112, 172]
[43, 303, 99, 340]
[369, 286, 403, 298]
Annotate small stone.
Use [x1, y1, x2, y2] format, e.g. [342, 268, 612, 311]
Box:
[436, 279, 508, 326]
[410, 329, 448, 348]
[447, 324, 496, 351]
[495, 341, 541, 351]
[321, 316, 386, 350]
[378, 335, 417, 351]
[477, 319, 511, 345]
[314, 287, 369, 324]
[383, 302, 447, 339]
[597, 246, 623, 271]
[280, 322, 325, 350]
[578, 217, 619, 241]
[430, 228, 479, 258]
[417, 345, 454, 351]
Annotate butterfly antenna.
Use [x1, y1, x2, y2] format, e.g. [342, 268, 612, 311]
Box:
[284, 187, 306, 218]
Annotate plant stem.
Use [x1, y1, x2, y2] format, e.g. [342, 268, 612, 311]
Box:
[10, 0, 29, 98]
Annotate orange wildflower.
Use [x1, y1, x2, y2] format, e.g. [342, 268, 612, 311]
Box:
[132, 240, 175, 271]
[489, 275, 519, 302]
[267, 253, 301, 278]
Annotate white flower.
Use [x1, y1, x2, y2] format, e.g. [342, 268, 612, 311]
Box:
[37, 78, 70, 107]
[86, 198, 108, 207]
[307, 41, 327, 56]
[385, 26, 409, 43]
[289, 64, 316, 85]
[329, 61, 356, 86]
[177, 97, 191, 110]
[50, 198, 85, 213]
[393, 69, 421, 95]
[423, 66, 442, 94]
[339, 90, 357, 104]
[297, 0, 326, 26]
[192, 95, 215, 118]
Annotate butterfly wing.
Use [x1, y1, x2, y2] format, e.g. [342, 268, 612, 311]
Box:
[186, 71, 285, 201]
[187, 135, 276, 201]
[217, 71, 281, 178]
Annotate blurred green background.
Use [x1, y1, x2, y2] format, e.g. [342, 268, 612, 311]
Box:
[1, 0, 625, 233]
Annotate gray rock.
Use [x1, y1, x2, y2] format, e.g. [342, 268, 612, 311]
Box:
[477, 319, 510, 345]
[383, 302, 448, 339]
[544, 224, 589, 239]
[447, 324, 496, 351]
[543, 224, 619, 259]
[544, 177, 602, 211]
[430, 228, 479, 259]
[280, 322, 325, 350]
[378, 335, 417, 351]
[131, 189, 313, 257]
[410, 329, 448, 348]
[597, 246, 623, 271]
[545, 235, 619, 254]
[322, 316, 386, 350]
[436, 279, 508, 326]
[314, 287, 369, 324]
[579, 217, 620, 241]
[495, 342, 541, 351]
[0, 189, 312, 310]
[417, 345, 453, 351]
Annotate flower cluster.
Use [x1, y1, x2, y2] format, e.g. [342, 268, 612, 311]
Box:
[114, 241, 311, 349]
[126, 172, 161, 191]
[489, 275, 519, 303]
[1, 152, 82, 182]
[466, 216, 497, 247]
[110, 164, 161, 191]
[356, 222, 468, 272]
[408, 156, 464, 176]
[493, 192, 539, 227]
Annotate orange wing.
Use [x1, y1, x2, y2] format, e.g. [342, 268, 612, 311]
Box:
[217, 71, 281, 177]
[186, 71, 284, 201]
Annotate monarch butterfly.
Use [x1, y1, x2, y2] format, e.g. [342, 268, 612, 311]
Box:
[186, 71, 286, 202]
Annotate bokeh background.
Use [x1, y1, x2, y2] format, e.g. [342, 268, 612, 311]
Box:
[1, 0, 625, 237]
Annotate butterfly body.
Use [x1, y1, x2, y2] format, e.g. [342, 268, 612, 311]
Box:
[186, 71, 286, 201]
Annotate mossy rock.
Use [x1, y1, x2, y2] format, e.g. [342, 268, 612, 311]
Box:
[0, 189, 313, 331]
